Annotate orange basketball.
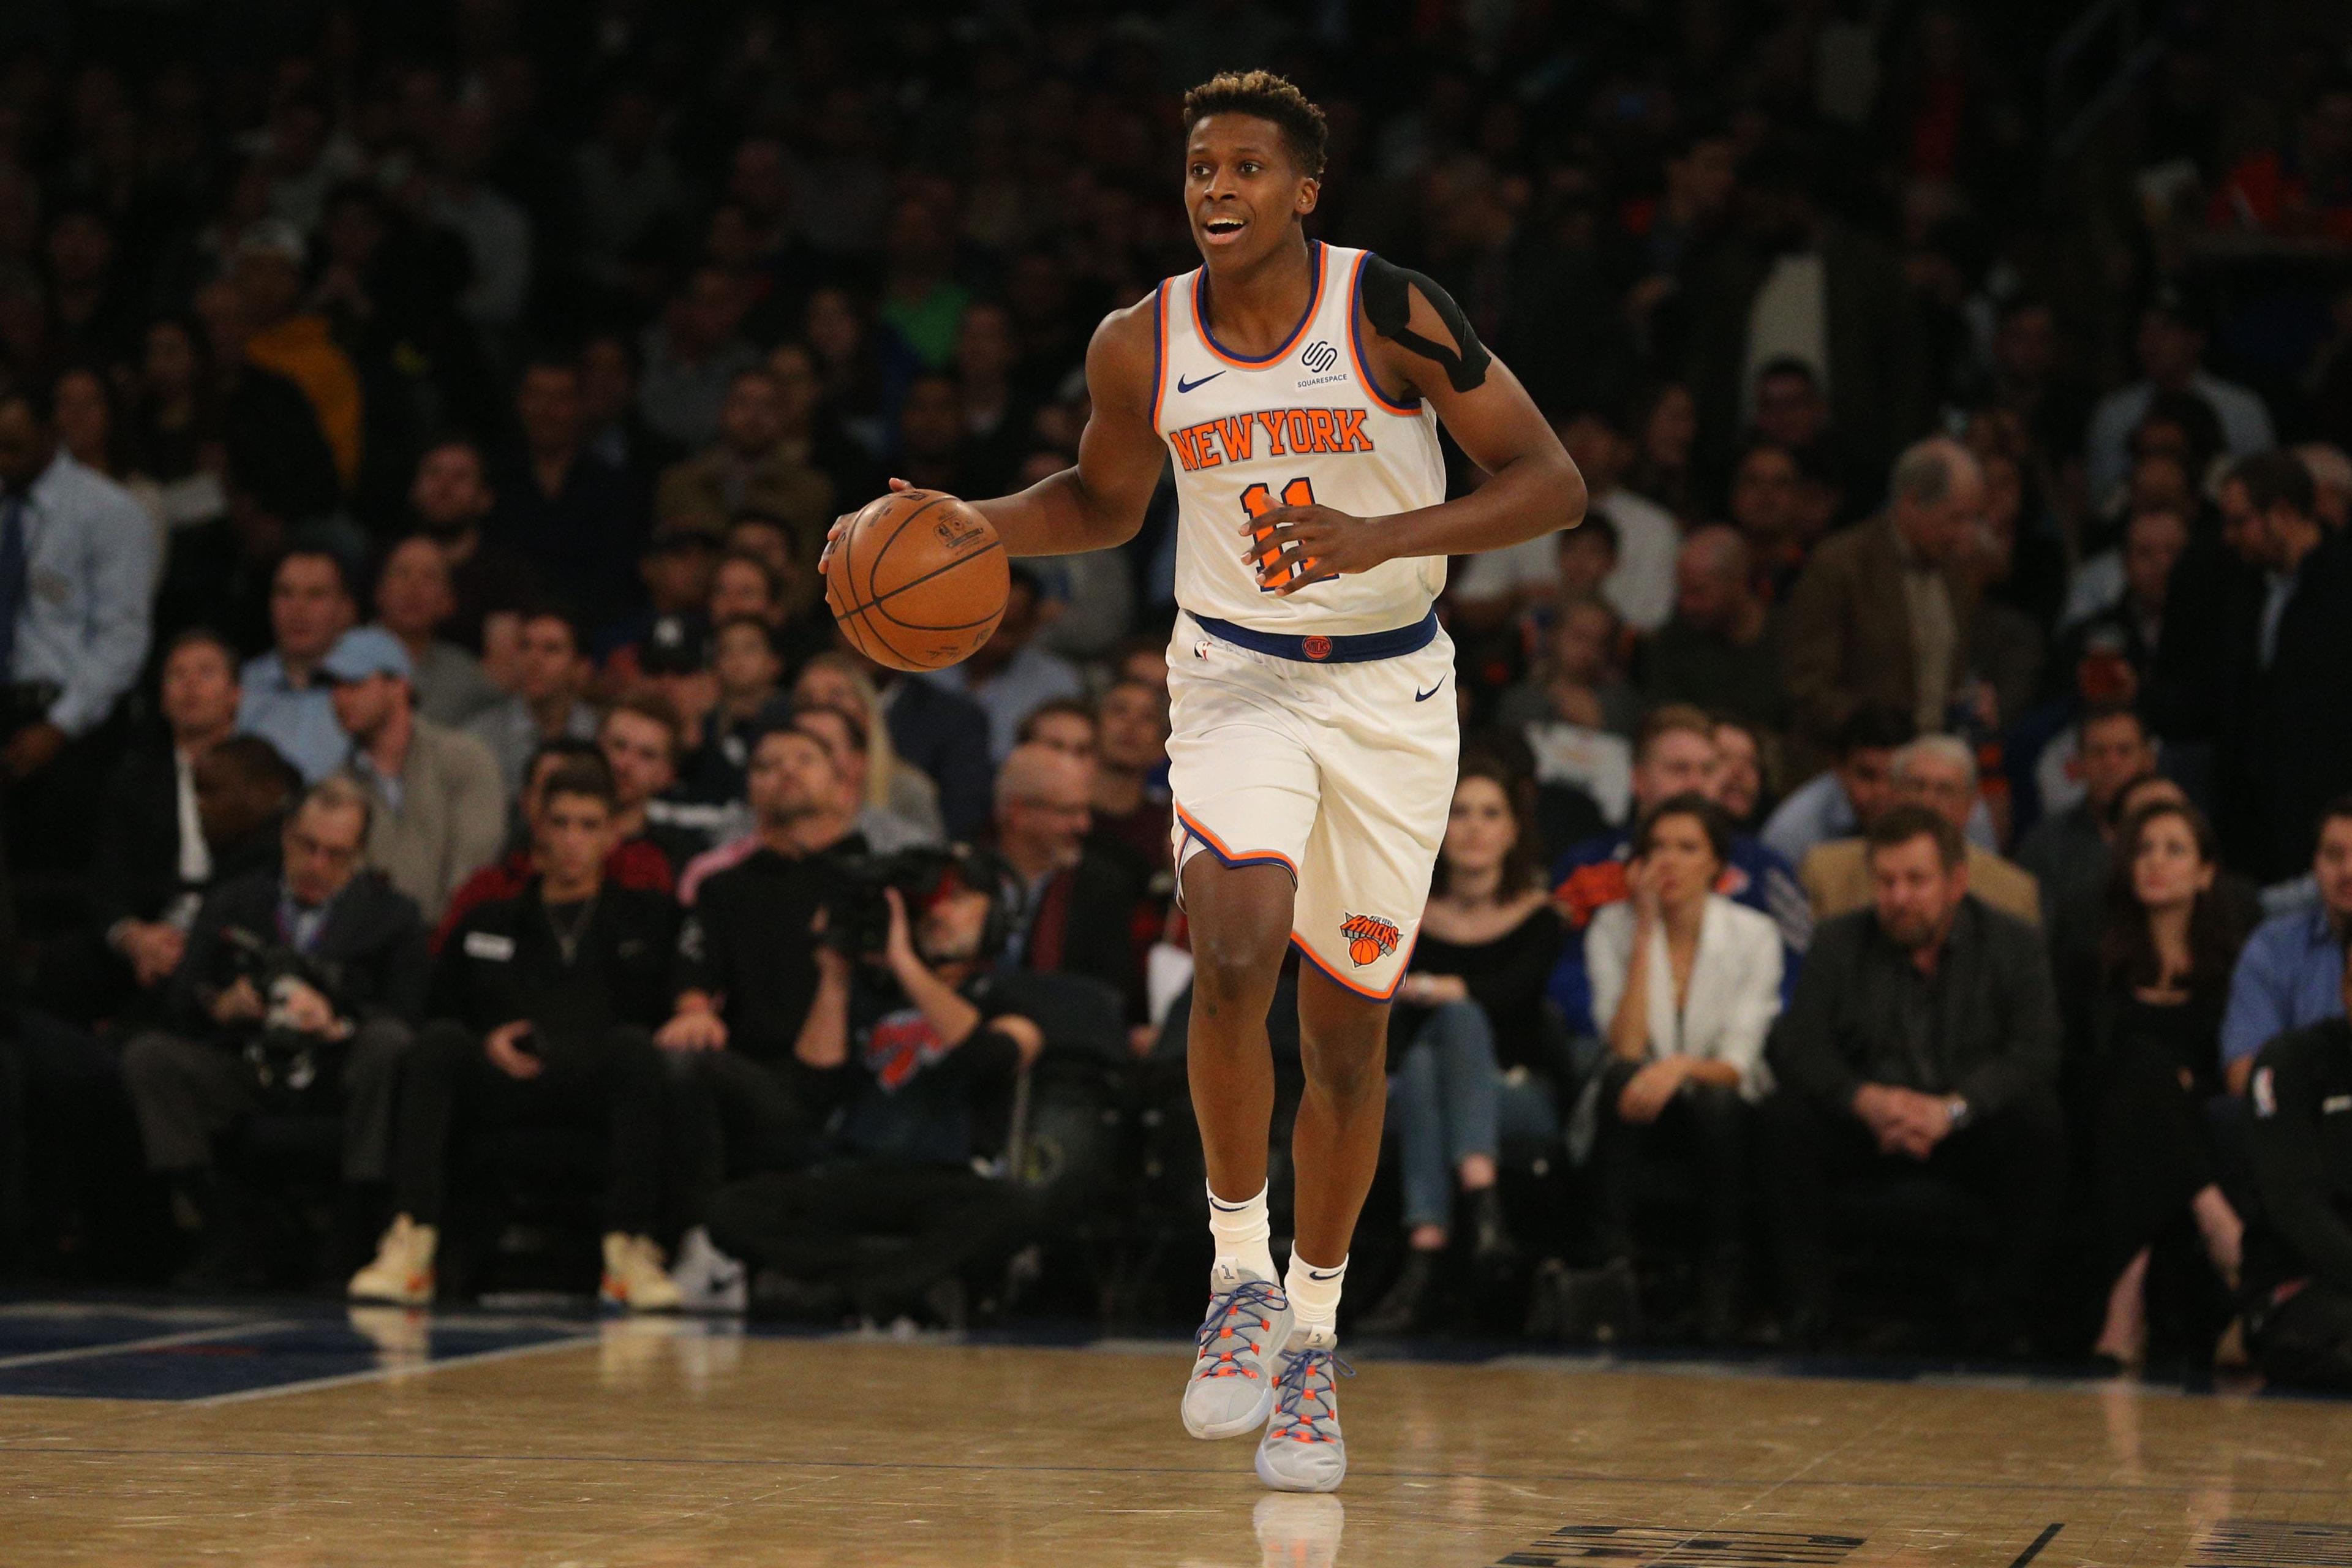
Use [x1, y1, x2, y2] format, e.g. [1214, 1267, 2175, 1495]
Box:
[824, 489, 1009, 673]
[1349, 937, 1381, 967]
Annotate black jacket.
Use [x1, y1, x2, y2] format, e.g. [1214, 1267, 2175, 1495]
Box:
[432, 880, 680, 1041]
[1011, 846, 1147, 1020]
[91, 737, 191, 932]
[2247, 1020, 2352, 1298]
[1766, 896, 2060, 1120]
[676, 837, 865, 1063]
[881, 677, 995, 839]
[166, 866, 429, 1042]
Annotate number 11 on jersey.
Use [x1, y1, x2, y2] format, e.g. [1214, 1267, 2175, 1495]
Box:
[1241, 477, 1317, 591]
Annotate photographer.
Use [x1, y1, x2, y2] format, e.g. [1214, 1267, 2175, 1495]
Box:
[660, 723, 864, 1283]
[706, 844, 1043, 1325]
[352, 761, 684, 1310]
[123, 777, 428, 1286]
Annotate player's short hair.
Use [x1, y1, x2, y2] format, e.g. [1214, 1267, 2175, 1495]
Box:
[1182, 71, 1329, 179]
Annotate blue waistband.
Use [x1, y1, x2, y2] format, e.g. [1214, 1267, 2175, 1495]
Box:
[1188, 609, 1439, 663]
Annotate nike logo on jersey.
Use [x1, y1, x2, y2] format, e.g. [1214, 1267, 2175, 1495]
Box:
[1175, 371, 1224, 394]
[1414, 682, 1444, 701]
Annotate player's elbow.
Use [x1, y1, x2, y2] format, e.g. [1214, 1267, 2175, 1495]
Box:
[1549, 448, 1589, 533]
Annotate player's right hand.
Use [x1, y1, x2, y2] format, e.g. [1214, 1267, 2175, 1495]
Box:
[820, 477, 913, 575]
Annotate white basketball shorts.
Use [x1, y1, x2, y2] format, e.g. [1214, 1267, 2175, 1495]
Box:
[1164, 608, 1459, 1001]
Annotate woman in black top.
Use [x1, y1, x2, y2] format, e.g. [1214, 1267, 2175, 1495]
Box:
[2087, 801, 2251, 1370]
[1361, 754, 1567, 1333]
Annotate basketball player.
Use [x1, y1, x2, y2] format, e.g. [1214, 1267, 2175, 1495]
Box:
[827, 72, 1581, 1491]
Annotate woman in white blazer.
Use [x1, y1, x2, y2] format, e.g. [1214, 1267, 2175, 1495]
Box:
[1584, 791, 1782, 1340]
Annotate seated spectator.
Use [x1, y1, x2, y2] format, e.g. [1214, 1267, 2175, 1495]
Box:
[993, 742, 1148, 1014]
[408, 439, 539, 660]
[1640, 526, 1787, 737]
[682, 616, 788, 805]
[2052, 503, 2189, 676]
[371, 535, 502, 729]
[2084, 290, 2276, 507]
[1724, 442, 1810, 603]
[1588, 794, 1782, 1341]
[465, 610, 598, 799]
[597, 527, 721, 689]
[662, 723, 867, 1297]
[792, 703, 939, 854]
[2206, 74, 2352, 244]
[435, 740, 675, 948]
[916, 567, 1082, 764]
[1091, 679, 1174, 876]
[1766, 706, 1953, 868]
[1497, 595, 1643, 741]
[2242, 938, 2352, 1390]
[123, 778, 427, 1287]
[2018, 703, 2158, 924]
[1710, 716, 1769, 832]
[2084, 802, 2252, 1370]
[793, 652, 951, 845]
[487, 353, 644, 628]
[1452, 414, 1675, 635]
[92, 630, 244, 1002]
[1782, 439, 1985, 774]
[2220, 796, 2352, 1096]
[655, 368, 832, 586]
[352, 761, 684, 1311]
[1801, 736, 2040, 927]
[599, 692, 715, 875]
[1016, 696, 1095, 763]
[1550, 705, 1809, 1032]
[704, 845, 1043, 1324]
[188, 736, 304, 887]
[327, 628, 507, 922]
[1365, 756, 1565, 1334]
[1760, 805, 2065, 1348]
[238, 548, 360, 785]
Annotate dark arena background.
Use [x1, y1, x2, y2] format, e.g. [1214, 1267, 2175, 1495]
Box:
[2, 0, 2352, 1562]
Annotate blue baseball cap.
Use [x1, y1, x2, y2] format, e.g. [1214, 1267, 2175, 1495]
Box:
[320, 626, 415, 684]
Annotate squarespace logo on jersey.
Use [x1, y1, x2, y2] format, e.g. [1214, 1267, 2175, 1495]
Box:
[1167, 406, 1377, 473]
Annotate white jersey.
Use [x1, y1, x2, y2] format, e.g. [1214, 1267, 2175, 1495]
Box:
[1153, 241, 1449, 635]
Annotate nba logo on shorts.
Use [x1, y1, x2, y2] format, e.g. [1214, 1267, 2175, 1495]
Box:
[1339, 912, 1401, 967]
[1301, 339, 1339, 374]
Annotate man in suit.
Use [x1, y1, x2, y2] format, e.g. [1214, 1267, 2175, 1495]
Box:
[1801, 736, 2040, 927]
[1782, 439, 1985, 774]
[121, 777, 429, 1284]
[94, 630, 245, 1003]
[1683, 143, 1926, 489]
[2204, 453, 2352, 882]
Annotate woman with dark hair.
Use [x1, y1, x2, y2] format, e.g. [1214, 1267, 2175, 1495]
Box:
[2087, 800, 2252, 1370]
[1360, 753, 1567, 1333]
[1583, 791, 1782, 1340]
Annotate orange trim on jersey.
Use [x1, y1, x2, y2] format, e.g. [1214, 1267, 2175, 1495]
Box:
[1174, 803, 1299, 878]
[1289, 930, 1419, 1002]
[1346, 251, 1422, 418]
[1148, 279, 1170, 432]
[1191, 240, 1325, 369]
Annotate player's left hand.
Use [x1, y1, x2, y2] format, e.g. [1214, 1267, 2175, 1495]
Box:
[1242, 503, 1389, 595]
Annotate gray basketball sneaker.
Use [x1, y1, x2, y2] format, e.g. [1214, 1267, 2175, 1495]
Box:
[1254, 1325, 1354, 1493]
[1181, 1262, 1294, 1440]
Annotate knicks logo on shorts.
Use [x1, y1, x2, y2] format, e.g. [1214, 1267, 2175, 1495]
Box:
[1339, 912, 1401, 967]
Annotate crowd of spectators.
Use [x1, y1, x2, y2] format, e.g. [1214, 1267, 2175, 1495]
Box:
[2, 0, 2352, 1383]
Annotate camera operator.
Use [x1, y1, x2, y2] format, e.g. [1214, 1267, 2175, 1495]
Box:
[352, 760, 684, 1310]
[123, 777, 428, 1286]
[659, 723, 863, 1289]
[705, 844, 1043, 1325]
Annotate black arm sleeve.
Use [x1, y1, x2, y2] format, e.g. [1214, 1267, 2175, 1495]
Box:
[1359, 255, 1493, 394]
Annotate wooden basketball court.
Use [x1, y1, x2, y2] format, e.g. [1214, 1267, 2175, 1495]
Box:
[1, 1301, 2347, 1566]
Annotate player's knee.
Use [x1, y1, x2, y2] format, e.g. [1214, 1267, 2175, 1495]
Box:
[1189, 922, 1287, 1008]
[1300, 1029, 1387, 1102]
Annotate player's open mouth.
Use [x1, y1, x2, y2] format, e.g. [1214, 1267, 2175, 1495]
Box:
[1202, 215, 1247, 243]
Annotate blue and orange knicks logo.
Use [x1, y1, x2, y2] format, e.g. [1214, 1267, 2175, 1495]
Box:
[1339, 912, 1402, 968]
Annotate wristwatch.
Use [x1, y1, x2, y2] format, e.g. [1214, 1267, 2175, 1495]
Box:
[1945, 1095, 1973, 1130]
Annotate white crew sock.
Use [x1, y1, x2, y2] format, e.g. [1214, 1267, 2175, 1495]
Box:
[1285, 1250, 1348, 1336]
[1207, 1181, 1278, 1283]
